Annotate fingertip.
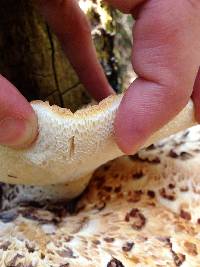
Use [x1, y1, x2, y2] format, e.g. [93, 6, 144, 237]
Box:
[0, 76, 38, 149]
[11, 112, 38, 149]
[114, 87, 146, 155]
[114, 78, 189, 155]
[95, 86, 116, 101]
[0, 106, 38, 149]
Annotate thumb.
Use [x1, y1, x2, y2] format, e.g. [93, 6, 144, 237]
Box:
[0, 75, 38, 148]
[114, 1, 200, 154]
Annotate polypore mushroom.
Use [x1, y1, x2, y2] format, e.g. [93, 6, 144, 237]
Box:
[0, 94, 196, 199]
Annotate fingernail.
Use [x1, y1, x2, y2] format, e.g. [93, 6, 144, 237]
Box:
[0, 116, 38, 148]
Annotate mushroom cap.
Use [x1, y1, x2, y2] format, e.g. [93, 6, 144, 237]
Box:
[0, 125, 200, 266]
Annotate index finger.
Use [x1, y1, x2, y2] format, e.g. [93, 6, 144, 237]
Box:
[35, 0, 114, 101]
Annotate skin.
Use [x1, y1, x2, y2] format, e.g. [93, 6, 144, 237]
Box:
[0, 0, 200, 154]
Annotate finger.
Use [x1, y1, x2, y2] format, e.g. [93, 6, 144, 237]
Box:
[0, 75, 38, 148]
[35, 0, 114, 101]
[192, 68, 200, 121]
[114, 0, 200, 154]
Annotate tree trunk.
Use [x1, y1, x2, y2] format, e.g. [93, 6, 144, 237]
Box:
[0, 0, 133, 112]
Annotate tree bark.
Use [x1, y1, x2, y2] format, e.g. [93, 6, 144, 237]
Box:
[0, 0, 133, 111]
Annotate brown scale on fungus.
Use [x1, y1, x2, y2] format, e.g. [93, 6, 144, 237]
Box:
[64, 236, 73, 242]
[167, 239, 186, 266]
[76, 204, 86, 213]
[174, 141, 185, 147]
[179, 152, 193, 160]
[193, 148, 200, 153]
[146, 144, 156, 150]
[184, 241, 198, 256]
[156, 236, 171, 243]
[147, 202, 156, 207]
[102, 212, 112, 217]
[125, 213, 130, 222]
[150, 157, 161, 164]
[129, 154, 141, 162]
[159, 188, 176, 201]
[122, 242, 134, 252]
[47, 249, 55, 255]
[95, 176, 106, 188]
[40, 252, 45, 259]
[103, 186, 113, 193]
[103, 165, 111, 172]
[104, 237, 115, 243]
[127, 190, 143, 203]
[129, 154, 161, 164]
[25, 241, 36, 253]
[172, 252, 186, 266]
[0, 240, 11, 251]
[92, 240, 101, 245]
[117, 192, 124, 199]
[168, 149, 193, 160]
[180, 186, 189, 192]
[20, 208, 60, 224]
[105, 195, 111, 202]
[168, 149, 179, 158]
[132, 171, 144, 180]
[180, 210, 191, 221]
[107, 258, 125, 267]
[5, 254, 24, 267]
[57, 247, 76, 258]
[182, 130, 190, 138]
[125, 208, 146, 230]
[147, 190, 155, 198]
[168, 183, 176, 189]
[114, 186, 121, 193]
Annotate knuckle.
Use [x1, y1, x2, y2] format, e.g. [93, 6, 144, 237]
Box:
[187, 0, 200, 9]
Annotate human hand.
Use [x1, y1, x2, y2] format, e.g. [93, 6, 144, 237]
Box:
[106, 0, 200, 154]
[37, 0, 200, 155]
[0, 0, 114, 148]
[36, 0, 114, 101]
[3, 0, 199, 153]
